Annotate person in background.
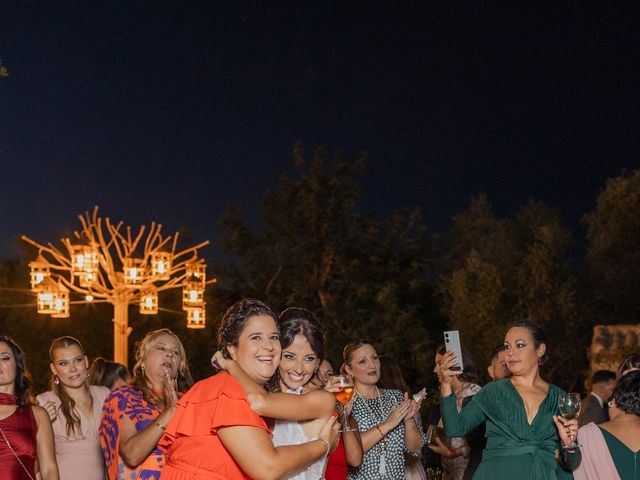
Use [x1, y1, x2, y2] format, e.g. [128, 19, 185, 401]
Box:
[378, 355, 427, 480]
[437, 320, 579, 480]
[343, 340, 425, 479]
[558, 370, 640, 479]
[487, 345, 509, 381]
[99, 328, 193, 480]
[0, 335, 59, 480]
[89, 357, 131, 390]
[578, 370, 616, 427]
[37, 337, 110, 480]
[616, 352, 640, 379]
[161, 299, 340, 480]
[461, 345, 509, 480]
[430, 346, 482, 480]
[320, 358, 363, 480]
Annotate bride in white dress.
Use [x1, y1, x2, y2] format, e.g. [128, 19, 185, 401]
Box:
[215, 307, 335, 480]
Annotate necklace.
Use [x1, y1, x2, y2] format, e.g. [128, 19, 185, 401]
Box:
[355, 386, 389, 477]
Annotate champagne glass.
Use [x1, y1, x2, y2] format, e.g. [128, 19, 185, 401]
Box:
[326, 374, 356, 432]
[558, 392, 581, 449]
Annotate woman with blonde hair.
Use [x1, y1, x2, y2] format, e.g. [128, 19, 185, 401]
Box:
[99, 328, 193, 479]
[37, 336, 110, 480]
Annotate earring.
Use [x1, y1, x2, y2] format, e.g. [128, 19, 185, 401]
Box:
[141, 364, 145, 373]
[537, 357, 544, 367]
[54, 375, 59, 385]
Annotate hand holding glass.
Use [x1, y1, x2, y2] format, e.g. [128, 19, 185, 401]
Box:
[558, 392, 581, 449]
[326, 374, 356, 432]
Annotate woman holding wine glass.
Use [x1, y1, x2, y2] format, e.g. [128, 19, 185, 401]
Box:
[342, 340, 425, 479]
[213, 306, 339, 479]
[437, 320, 579, 479]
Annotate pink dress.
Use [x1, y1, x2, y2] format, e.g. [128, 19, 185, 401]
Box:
[37, 385, 110, 480]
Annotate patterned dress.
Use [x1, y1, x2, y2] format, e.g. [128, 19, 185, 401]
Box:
[99, 385, 165, 480]
[348, 388, 425, 480]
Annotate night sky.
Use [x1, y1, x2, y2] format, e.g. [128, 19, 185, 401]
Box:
[2, 3, 639, 260]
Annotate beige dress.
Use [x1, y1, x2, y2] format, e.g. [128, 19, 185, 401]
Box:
[37, 385, 110, 480]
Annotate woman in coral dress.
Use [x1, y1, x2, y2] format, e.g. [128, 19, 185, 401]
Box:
[160, 299, 340, 480]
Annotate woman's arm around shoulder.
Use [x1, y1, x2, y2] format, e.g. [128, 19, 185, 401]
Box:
[32, 405, 60, 480]
[218, 413, 340, 480]
[248, 389, 335, 421]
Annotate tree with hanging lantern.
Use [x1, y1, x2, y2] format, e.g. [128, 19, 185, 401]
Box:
[22, 206, 216, 366]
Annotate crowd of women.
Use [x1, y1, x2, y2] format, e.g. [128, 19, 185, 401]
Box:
[0, 298, 638, 480]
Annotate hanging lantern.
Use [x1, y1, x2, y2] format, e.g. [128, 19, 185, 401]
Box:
[182, 275, 205, 310]
[150, 251, 172, 280]
[37, 277, 59, 314]
[123, 258, 145, 287]
[70, 245, 87, 276]
[186, 262, 206, 283]
[186, 306, 206, 329]
[139, 289, 159, 315]
[51, 283, 70, 318]
[29, 254, 50, 291]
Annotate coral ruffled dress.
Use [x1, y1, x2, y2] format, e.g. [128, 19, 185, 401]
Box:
[160, 373, 270, 480]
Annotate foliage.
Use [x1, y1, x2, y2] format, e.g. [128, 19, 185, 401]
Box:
[216, 144, 440, 389]
[585, 169, 640, 325]
[438, 197, 586, 388]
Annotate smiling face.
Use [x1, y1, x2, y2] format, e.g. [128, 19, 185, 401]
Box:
[228, 314, 281, 385]
[504, 326, 545, 376]
[50, 344, 89, 389]
[278, 333, 319, 391]
[143, 334, 182, 387]
[0, 342, 17, 393]
[345, 343, 380, 387]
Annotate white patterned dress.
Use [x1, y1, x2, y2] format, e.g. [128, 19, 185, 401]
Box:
[272, 389, 328, 480]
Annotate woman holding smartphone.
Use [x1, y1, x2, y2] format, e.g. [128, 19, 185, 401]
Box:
[437, 320, 579, 479]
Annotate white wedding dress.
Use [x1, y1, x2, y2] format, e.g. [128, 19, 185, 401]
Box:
[271, 389, 328, 480]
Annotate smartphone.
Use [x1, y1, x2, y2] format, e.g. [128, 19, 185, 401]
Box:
[444, 330, 464, 371]
[412, 387, 426, 403]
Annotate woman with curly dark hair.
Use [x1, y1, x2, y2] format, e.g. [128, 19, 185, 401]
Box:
[0, 336, 59, 480]
[560, 370, 640, 479]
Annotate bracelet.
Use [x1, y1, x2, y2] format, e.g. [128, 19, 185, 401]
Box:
[154, 421, 166, 431]
[318, 438, 331, 459]
[375, 424, 385, 440]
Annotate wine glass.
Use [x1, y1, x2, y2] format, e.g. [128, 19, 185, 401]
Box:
[558, 392, 581, 449]
[326, 374, 356, 432]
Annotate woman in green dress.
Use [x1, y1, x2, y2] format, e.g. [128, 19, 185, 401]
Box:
[558, 370, 640, 479]
[437, 320, 578, 480]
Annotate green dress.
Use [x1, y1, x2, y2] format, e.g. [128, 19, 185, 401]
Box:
[600, 427, 639, 479]
[442, 379, 569, 480]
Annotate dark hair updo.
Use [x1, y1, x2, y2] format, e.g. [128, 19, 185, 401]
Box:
[507, 320, 549, 364]
[217, 299, 278, 359]
[613, 370, 640, 416]
[278, 308, 325, 361]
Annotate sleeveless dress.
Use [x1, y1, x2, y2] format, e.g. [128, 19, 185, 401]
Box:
[0, 393, 38, 480]
[37, 385, 110, 480]
[271, 387, 328, 480]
